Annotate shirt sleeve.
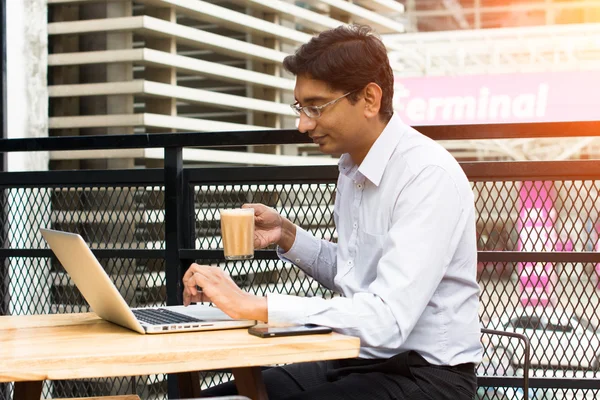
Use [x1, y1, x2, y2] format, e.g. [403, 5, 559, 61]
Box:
[277, 225, 338, 290]
[268, 166, 467, 351]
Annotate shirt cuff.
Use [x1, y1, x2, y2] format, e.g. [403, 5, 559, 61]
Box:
[267, 293, 308, 324]
[267, 292, 328, 325]
[276, 225, 319, 270]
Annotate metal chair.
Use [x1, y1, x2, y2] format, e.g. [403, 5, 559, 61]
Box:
[480, 327, 531, 400]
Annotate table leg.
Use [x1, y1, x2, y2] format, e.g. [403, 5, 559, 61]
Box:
[13, 380, 43, 400]
[232, 366, 268, 400]
[177, 371, 202, 399]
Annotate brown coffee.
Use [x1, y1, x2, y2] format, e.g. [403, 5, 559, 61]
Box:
[220, 208, 255, 260]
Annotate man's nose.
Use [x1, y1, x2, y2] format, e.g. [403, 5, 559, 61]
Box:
[297, 112, 316, 133]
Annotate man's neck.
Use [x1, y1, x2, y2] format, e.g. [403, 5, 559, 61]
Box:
[349, 116, 390, 166]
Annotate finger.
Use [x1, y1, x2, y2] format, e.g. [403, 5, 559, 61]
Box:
[192, 266, 225, 282]
[183, 265, 215, 290]
[184, 272, 206, 295]
[183, 281, 199, 299]
[183, 289, 210, 306]
[244, 203, 270, 218]
[183, 289, 192, 306]
[182, 263, 201, 280]
[185, 294, 206, 305]
[188, 268, 223, 291]
[254, 232, 271, 248]
[189, 291, 208, 304]
[182, 275, 197, 296]
[242, 203, 262, 211]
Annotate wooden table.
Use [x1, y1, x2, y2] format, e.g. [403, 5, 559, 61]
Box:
[0, 313, 360, 400]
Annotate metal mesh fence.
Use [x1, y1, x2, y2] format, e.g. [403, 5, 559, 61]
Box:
[475, 180, 600, 253]
[2, 173, 600, 399]
[4, 186, 165, 251]
[1, 184, 168, 399]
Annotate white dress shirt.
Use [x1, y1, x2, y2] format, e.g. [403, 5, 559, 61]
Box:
[267, 114, 483, 366]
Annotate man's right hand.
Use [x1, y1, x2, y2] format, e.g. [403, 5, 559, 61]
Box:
[242, 203, 296, 252]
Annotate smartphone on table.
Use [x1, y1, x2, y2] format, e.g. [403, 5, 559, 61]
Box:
[248, 323, 332, 338]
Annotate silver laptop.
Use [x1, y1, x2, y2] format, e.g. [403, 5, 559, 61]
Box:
[41, 228, 256, 334]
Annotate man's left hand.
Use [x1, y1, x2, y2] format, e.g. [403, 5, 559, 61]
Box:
[182, 263, 268, 322]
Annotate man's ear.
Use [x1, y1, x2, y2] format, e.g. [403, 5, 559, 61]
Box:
[363, 82, 383, 119]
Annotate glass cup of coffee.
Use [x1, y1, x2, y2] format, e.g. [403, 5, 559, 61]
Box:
[219, 208, 255, 260]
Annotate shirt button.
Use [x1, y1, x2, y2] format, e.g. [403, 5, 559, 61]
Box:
[347, 260, 354, 267]
[356, 184, 363, 189]
[353, 222, 358, 228]
[295, 258, 301, 263]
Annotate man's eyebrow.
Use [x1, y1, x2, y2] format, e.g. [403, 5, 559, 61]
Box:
[296, 95, 328, 105]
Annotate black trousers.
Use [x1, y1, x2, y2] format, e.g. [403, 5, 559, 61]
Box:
[200, 351, 477, 400]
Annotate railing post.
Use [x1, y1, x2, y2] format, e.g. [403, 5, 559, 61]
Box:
[164, 148, 200, 398]
[0, 0, 5, 161]
[0, 0, 6, 306]
[164, 146, 184, 398]
[181, 169, 196, 273]
[164, 147, 184, 306]
[0, 2, 8, 398]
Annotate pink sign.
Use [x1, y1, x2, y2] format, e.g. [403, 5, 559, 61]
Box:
[517, 181, 558, 308]
[394, 71, 600, 125]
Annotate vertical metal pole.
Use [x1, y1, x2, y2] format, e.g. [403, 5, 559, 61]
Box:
[181, 169, 196, 272]
[0, 0, 8, 314]
[0, 2, 9, 398]
[0, 0, 5, 152]
[164, 150, 200, 398]
[164, 146, 184, 398]
[164, 147, 184, 306]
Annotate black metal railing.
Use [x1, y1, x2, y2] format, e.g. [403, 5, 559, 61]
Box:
[1, 123, 600, 399]
[1, 0, 6, 173]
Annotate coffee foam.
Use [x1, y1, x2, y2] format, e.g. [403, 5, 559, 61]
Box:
[220, 208, 254, 217]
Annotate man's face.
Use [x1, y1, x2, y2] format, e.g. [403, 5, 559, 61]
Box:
[293, 75, 364, 157]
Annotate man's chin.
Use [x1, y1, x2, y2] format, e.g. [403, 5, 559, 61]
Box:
[317, 144, 341, 157]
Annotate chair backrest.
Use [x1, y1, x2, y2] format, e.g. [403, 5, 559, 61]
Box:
[479, 328, 531, 400]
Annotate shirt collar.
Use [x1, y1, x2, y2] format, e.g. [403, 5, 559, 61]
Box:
[338, 114, 406, 187]
[338, 153, 360, 182]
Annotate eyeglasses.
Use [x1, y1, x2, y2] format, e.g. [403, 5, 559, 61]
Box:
[290, 90, 357, 119]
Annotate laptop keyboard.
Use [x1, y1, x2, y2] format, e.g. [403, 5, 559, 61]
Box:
[132, 308, 204, 325]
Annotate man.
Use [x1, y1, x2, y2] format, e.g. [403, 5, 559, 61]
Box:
[183, 24, 483, 399]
